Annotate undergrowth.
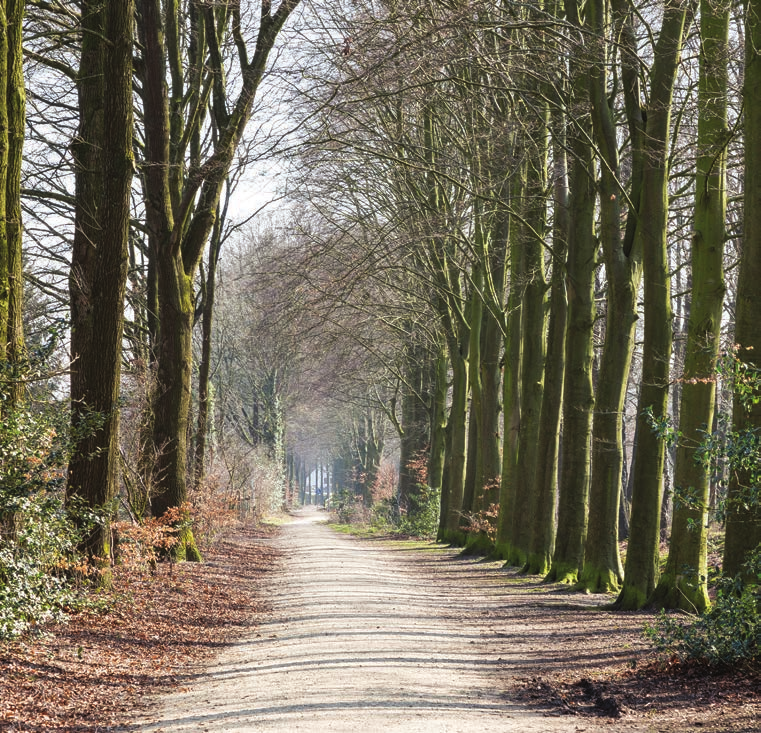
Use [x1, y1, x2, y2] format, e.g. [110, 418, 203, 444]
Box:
[646, 549, 761, 669]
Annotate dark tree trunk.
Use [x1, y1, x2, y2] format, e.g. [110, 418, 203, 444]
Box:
[67, 0, 133, 568]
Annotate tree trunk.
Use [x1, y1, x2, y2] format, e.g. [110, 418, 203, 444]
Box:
[0, 0, 26, 539]
[427, 344, 448, 499]
[650, 0, 728, 612]
[195, 196, 226, 486]
[511, 135, 549, 567]
[461, 265, 484, 520]
[4, 0, 23, 382]
[615, 0, 690, 610]
[66, 0, 133, 569]
[474, 298, 504, 516]
[439, 329, 469, 544]
[579, 0, 643, 593]
[495, 182, 523, 561]
[548, 17, 596, 583]
[525, 121, 568, 576]
[723, 0, 761, 578]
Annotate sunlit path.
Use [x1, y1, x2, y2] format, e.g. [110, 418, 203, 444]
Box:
[130, 509, 651, 732]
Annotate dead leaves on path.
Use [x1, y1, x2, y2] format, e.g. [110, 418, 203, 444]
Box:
[0, 527, 279, 731]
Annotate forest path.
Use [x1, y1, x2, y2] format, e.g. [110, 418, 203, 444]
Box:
[131, 508, 653, 732]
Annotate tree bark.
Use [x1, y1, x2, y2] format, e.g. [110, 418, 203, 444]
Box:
[723, 0, 761, 578]
[548, 13, 596, 583]
[427, 344, 448, 500]
[578, 0, 643, 593]
[525, 119, 568, 576]
[495, 179, 523, 560]
[615, 0, 691, 610]
[4, 0, 23, 382]
[511, 132, 549, 567]
[650, 0, 728, 611]
[194, 197, 226, 486]
[67, 0, 133, 568]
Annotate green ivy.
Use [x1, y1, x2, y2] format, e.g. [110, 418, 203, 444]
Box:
[0, 359, 105, 638]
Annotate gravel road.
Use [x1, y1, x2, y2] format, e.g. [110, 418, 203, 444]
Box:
[130, 509, 656, 732]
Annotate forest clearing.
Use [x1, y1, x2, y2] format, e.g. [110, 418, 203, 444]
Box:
[1, 510, 758, 731]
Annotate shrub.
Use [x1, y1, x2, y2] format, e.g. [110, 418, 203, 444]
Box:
[112, 504, 190, 570]
[0, 492, 98, 639]
[398, 484, 440, 539]
[370, 498, 396, 530]
[330, 489, 367, 524]
[645, 549, 761, 669]
[0, 380, 102, 639]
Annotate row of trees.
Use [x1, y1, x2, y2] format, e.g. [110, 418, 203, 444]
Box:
[1, 0, 759, 623]
[242, 0, 761, 614]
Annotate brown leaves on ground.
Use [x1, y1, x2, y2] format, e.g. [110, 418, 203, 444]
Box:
[2, 524, 758, 732]
[0, 526, 280, 732]
[516, 657, 760, 730]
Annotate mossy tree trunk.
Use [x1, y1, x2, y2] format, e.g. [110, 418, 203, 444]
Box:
[548, 5, 596, 583]
[427, 344, 448, 500]
[465, 219, 506, 555]
[0, 0, 24, 387]
[723, 0, 761, 578]
[461, 263, 484, 522]
[578, 0, 644, 594]
[194, 193, 227, 487]
[474, 263, 505, 519]
[66, 0, 133, 568]
[615, 0, 690, 610]
[525, 110, 568, 576]
[439, 318, 470, 544]
[650, 0, 728, 611]
[0, 0, 26, 539]
[495, 177, 523, 561]
[510, 117, 549, 569]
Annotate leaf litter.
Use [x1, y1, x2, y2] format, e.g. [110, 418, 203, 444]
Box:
[0, 526, 279, 732]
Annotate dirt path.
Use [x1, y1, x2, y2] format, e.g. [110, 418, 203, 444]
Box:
[127, 510, 674, 732]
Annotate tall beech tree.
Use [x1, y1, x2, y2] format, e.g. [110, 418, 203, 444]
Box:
[510, 116, 550, 567]
[66, 0, 134, 565]
[578, 0, 644, 594]
[137, 0, 300, 559]
[547, 0, 596, 584]
[723, 0, 761, 578]
[615, 0, 693, 610]
[0, 0, 26, 539]
[524, 110, 568, 576]
[650, 0, 729, 611]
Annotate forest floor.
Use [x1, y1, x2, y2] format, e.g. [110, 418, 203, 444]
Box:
[0, 508, 758, 732]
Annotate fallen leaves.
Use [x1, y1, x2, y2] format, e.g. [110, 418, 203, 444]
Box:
[516, 659, 760, 730]
[0, 525, 279, 731]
